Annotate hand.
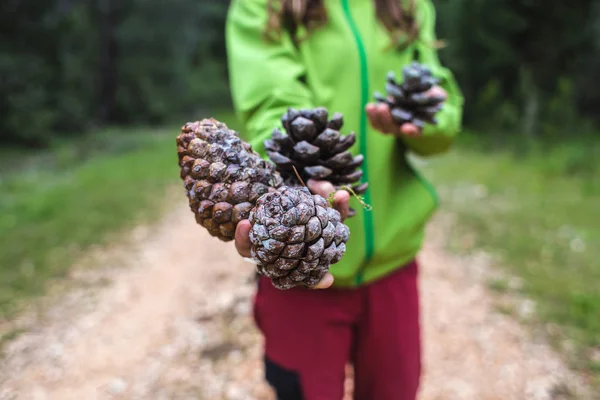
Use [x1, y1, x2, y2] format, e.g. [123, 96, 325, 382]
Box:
[366, 86, 447, 137]
[234, 179, 350, 289]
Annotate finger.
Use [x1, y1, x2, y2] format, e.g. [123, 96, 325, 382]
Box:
[312, 272, 334, 289]
[307, 179, 350, 220]
[425, 86, 447, 100]
[372, 103, 391, 133]
[373, 103, 392, 133]
[333, 189, 350, 221]
[234, 220, 252, 258]
[376, 103, 399, 134]
[365, 103, 377, 115]
[307, 179, 336, 199]
[366, 103, 385, 132]
[400, 123, 421, 137]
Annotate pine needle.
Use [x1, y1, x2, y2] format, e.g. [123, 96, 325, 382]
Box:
[292, 165, 307, 187]
[328, 185, 373, 211]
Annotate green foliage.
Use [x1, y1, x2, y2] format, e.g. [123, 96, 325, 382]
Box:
[0, 126, 180, 316]
[0, 111, 236, 317]
[113, 0, 231, 124]
[0, 0, 231, 145]
[2, 0, 599, 144]
[435, 0, 600, 134]
[421, 139, 600, 377]
[529, 142, 599, 182]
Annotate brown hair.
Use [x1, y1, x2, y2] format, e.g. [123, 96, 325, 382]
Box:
[265, 0, 420, 49]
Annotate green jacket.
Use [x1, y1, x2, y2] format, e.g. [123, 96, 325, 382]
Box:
[225, 0, 464, 287]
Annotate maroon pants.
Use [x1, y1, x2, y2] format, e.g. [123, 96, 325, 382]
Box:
[252, 260, 421, 400]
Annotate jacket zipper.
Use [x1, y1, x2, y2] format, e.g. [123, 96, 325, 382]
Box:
[340, 0, 374, 285]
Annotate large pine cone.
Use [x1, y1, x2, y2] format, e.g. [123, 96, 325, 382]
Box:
[374, 62, 445, 129]
[249, 186, 350, 290]
[264, 107, 368, 217]
[177, 118, 283, 241]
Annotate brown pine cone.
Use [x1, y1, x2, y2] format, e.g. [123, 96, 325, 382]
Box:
[176, 118, 283, 241]
[374, 61, 445, 128]
[249, 186, 350, 290]
[264, 107, 368, 217]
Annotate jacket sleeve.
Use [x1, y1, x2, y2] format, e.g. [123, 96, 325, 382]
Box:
[225, 0, 315, 158]
[399, 0, 465, 157]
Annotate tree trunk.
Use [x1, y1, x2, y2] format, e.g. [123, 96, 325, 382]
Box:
[96, 0, 119, 124]
[519, 66, 540, 141]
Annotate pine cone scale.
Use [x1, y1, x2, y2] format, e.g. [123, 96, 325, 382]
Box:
[377, 62, 445, 128]
[266, 108, 369, 216]
[250, 186, 350, 290]
[303, 165, 333, 179]
[290, 116, 317, 141]
[177, 118, 282, 242]
[177, 115, 354, 290]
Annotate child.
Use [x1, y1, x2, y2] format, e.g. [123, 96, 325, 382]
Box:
[225, 0, 464, 398]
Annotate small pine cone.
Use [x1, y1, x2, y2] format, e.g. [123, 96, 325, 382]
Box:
[176, 118, 283, 241]
[264, 107, 369, 217]
[374, 61, 445, 129]
[249, 186, 350, 290]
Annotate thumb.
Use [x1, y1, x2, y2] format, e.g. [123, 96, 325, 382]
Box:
[400, 123, 421, 136]
[306, 179, 336, 199]
[234, 220, 252, 258]
[425, 86, 447, 100]
[307, 179, 350, 221]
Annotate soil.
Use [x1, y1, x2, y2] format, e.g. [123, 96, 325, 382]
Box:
[0, 201, 591, 400]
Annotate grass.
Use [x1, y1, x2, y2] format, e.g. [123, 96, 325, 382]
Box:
[419, 134, 600, 383]
[0, 111, 239, 318]
[1, 110, 599, 388]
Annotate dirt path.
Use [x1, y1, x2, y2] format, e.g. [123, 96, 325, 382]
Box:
[0, 201, 591, 400]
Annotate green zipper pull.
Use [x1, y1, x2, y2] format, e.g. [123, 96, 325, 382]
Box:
[340, 0, 374, 285]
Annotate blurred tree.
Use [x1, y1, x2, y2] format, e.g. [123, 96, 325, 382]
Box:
[0, 0, 230, 146]
[574, 1, 600, 125]
[114, 0, 231, 124]
[0, 0, 597, 146]
[1, 0, 66, 146]
[95, 0, 126, 124]
[435, 0, 597, 138]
